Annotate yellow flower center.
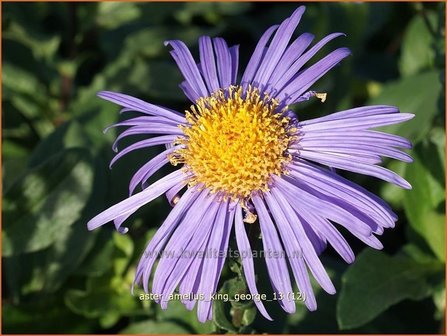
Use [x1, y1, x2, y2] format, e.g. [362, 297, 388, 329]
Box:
[170, 86, 295, 200]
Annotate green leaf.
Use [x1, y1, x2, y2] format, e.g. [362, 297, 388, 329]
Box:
[72, 104, 117, 151]
[28, 121, 90, 168]
[65, 274, 140, 321]
[241, 306, 257, 327]
[433, 286, 445, 320]
[3, 148, 94, 256]
[3, 296, 95, 334]
[403, 129, 445, 261]
[155, 299, 214, 334]
[213, 295, 237, 333]
[126, 59, 184, 101]
[3, 62, 47, 99]
[213, 279, 239, 332]
[401, 244, 441, 264]
[324, 3, 368, 50]
[65, 231, 140, 327]
[173, 2, 250, 25]
[3, 145, 108, 298]
[286, 258, 345, 333]
[399, 12, 436, 77]
[96, 3, 141, 29]
[74, 230, 115, 277]
[430, 127, 446, 172]
[212, 277, 257, 332]
[3, 62, 56, 138]
[3, 222, 99, 300]
[113, 232, 134, 275]
[337, 249, 441, 329]
[120, 320, 189, 334]
[3, 21, 60, 62]
[368, 70, 442, 143]
[2, 141, 30, 191]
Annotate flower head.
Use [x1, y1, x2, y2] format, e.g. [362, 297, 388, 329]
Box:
[88, 6, 413, 322]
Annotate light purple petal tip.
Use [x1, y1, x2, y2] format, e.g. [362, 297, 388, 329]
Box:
[87, 169, 184, 231]
[97, 91, 185, 122]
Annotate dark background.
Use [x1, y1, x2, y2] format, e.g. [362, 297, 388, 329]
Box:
[2, 2, 445, 334]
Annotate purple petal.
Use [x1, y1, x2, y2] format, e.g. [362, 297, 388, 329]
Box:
[87, 169, 185, 231]
[289, 160, 396, 227]
[146, 189, 213, 294]
[263, 191, 318, 310]
[253, 6, 306, 88]
[267, 189, 336, 295]
[300, 112, 415, 132]
[196, 201, 230, 322]
[110, 135, 178, 167]
[295, 150, 412, 189]
[155, 194, 219, 309]
[301, 217, 327, 255]
[112, 126, 183, 152]
[298, 142, 412, 163]
[284, 48, 351, 103]
[229, 45, 239, 84]
[300, 105, 399, 126]
[103, 116, 182, 133]
[165, 182, 187, 206]
[356, 233, 384, 249]
[274, 175, 373, 237]
[295, 148, 383, 166]
[165, 40, 209, 98]
[273, 32, 345, 95]
[215, 203, 235, 286]
[213, 37, 232, 89]
[278, 174, 382, 251]
[267, 32, 315, 91]
[179, 236, 206, 310]
[299, 130, 412, 149]
[133, 187, 201, 291]
[234, 204, 273, 320]
[252, 194, 296, 314]
[179, 202, 236, 314]
[284, 170, 383, 235]
[292, 206, 355, 264]
[97, 91, 185, 122]
[179, 80, 199, 102]
[127, 145, 180, 195]
[199, 36, 220, 94]
[113, 215, 130, 234]
[241, 25, 279, 86]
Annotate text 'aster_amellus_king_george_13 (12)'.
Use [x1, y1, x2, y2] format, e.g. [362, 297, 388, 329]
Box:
[87, 6, 414, 322]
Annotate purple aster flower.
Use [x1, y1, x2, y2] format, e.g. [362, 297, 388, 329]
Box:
[88, 6, 413, 322]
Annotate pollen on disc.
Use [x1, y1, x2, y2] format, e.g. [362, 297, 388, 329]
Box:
[170, 85, 295, 200]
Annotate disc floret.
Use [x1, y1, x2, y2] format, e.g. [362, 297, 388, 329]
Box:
[170, 86, 295, 200]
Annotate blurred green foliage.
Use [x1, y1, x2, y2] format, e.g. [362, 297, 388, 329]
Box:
[2, 2, 445, 334]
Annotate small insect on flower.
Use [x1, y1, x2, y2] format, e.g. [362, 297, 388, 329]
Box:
[88, 6, 414, 322]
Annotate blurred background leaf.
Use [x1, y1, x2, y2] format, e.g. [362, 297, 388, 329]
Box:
[337, 249, 443, 329]
[3, 148, 93, 257]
